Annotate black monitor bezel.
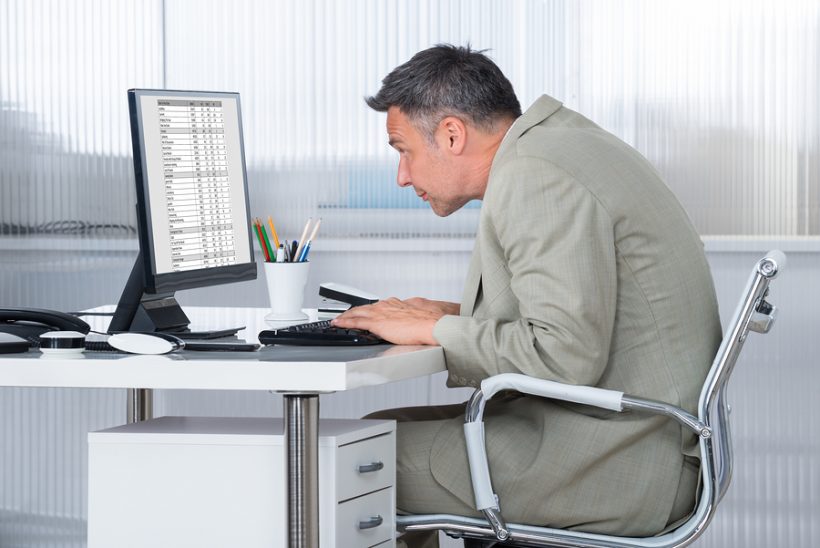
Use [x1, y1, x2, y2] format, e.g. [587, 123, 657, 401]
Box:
[128, 88, 256, 294]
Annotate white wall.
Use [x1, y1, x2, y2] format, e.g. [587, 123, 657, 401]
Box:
[3, 0, 819, 240]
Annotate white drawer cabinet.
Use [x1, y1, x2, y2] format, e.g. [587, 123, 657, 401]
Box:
[335, 487, 394, 546]
[88, 416, 396, 548]
[336, 430, 395, 501]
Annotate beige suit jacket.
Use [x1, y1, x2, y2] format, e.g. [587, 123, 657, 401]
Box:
[431, 95, 722, 534]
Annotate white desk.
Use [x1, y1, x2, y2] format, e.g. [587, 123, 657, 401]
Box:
[0, 306, 446, 548]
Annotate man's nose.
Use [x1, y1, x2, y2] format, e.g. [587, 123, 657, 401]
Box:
[396, 157, 412, 187]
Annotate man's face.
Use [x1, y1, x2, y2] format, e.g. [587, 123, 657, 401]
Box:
[386, 107, 470, 217]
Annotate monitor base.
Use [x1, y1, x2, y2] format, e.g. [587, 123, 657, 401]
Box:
[109, 254, 248, 339]
[109, 254, 191, 334]
[164, 328, 243, 340]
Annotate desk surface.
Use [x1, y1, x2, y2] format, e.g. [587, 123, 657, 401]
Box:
[0, 307, 446, 392]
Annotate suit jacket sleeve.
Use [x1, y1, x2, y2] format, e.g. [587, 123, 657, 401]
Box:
[433, 157, 618, 387]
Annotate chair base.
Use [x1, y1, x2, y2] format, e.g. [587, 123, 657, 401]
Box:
[463, 540, 526, 547]
[463, 540, 499, 548]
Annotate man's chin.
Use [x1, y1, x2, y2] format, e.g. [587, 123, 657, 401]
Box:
[429, 201, 459, 217]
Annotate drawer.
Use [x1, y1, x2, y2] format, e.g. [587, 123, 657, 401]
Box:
[335, 487, 394, 547]
[337, 431, 395, 500]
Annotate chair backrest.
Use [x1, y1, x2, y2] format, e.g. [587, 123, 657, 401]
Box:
[666, 250, 785, 547]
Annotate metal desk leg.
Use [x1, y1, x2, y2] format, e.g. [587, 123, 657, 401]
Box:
[127, 388, 153, 423]
[284, 393, 319, 547]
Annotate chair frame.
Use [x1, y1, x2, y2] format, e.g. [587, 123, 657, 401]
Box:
[397, 250, 786, 547]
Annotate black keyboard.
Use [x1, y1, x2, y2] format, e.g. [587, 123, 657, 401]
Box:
[258, 320, 386, 346]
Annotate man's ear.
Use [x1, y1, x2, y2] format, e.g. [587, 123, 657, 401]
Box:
[436, 116, 467, 155]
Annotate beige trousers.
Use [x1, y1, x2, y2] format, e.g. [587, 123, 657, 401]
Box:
[372, 404, 698, 548]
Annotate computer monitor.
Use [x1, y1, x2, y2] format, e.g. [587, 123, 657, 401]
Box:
[109, 89, 256, 335]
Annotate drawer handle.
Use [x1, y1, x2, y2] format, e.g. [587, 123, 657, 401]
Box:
[357, 461, 384, 474]
[358, 515, 383, 530]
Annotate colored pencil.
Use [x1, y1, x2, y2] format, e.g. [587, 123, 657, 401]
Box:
[267, 216, 280, 249]
[293, 218, 312, 264]
[252, 220, 267, 261]
[254, 219, 270, 261]
[258, 218, 274, 262]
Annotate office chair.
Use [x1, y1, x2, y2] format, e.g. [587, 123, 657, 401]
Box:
[397, 250, 786, 547]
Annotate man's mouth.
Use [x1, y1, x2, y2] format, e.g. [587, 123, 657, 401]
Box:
[418, 192, 428, 201]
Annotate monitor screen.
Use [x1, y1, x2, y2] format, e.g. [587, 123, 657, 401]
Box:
[109, 89, 256, 335]
[132, 89, 255, 289]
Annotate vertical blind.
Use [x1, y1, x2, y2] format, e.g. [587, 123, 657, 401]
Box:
[0, 0, 164, 236]
[1, 0, 818, 239]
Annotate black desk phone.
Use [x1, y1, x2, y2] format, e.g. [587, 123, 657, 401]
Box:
[0, 308, 91, 344]
[0, 309, 258, 354]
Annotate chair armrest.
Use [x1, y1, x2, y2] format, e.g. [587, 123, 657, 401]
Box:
[481, 373, 624, 411]
[463, 374, 705, 517]
[464, 374, 625, 514]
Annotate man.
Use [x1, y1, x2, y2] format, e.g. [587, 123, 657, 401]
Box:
[333, 44, 721, 545]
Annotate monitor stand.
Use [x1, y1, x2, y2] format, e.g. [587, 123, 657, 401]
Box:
[108, 254, 242, 339]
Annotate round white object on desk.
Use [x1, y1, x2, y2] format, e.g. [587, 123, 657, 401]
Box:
[107, 333, 183, 355]
[39, 331, 86, 354]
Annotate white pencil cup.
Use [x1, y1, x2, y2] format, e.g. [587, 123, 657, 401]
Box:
[263, 261, 310, 321]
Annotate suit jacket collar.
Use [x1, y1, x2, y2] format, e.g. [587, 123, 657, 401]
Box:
[494, 94, 563, 162]
[460, 95, 563, 317]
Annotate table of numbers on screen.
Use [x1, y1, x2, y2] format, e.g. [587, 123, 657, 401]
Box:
[158, 99, 237, 272]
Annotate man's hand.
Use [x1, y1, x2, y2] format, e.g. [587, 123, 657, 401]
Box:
[331, 297, 459, 345]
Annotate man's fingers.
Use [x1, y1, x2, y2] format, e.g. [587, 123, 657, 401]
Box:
[331, 297, 435, 336]
[333, 316, 367, 329]
[332, 305, 382, 327]
[334, 303, 380, 321]
[332, 312, 366, 326]
[332, 309, 378, 327]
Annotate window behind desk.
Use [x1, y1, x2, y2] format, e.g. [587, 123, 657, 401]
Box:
[1, 0, 818, 242]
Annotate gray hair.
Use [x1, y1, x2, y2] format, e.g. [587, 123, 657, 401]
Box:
[365, 44, 522, 141]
